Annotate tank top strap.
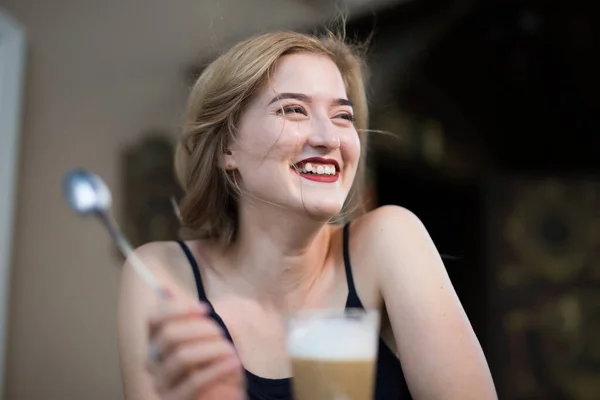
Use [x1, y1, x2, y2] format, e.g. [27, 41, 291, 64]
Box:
[174, 240, 234, 342]
[342, 222, 365, 309]
[175, 240, 209, 302]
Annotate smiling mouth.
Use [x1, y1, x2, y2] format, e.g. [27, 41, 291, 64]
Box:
[290, 159, 340, 182]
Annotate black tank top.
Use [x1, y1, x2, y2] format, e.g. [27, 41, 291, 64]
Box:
[176, 222, 412, 399]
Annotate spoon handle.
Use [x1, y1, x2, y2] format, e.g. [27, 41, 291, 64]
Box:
[96, 211, 171, 300]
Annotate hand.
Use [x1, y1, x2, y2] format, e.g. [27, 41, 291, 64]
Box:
[146, 298, 245, 400]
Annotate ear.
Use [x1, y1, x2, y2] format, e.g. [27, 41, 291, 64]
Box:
[222, 148, 237, 170]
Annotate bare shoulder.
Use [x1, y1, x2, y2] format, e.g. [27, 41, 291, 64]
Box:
[351, 204, 451, 313]
[124, 240, 183, 271]
[119, 241, 173, 304]
[351, 204, 423, 240]
[120, 240, 198, 300]
[117, 240, 192, 331]
[348, 205, 428, 272]
[351, 206, 497, 399]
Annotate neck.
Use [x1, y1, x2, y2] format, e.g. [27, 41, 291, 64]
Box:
[225, 200, 334, 311]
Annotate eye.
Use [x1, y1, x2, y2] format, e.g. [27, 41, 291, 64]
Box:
[336, 112, 355, 122]
[277, 105, 307, 116]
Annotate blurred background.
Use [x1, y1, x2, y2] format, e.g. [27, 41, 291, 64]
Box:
[1, 0, 599, 399]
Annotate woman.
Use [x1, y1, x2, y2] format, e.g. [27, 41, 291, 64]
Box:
[117, 29, 497, 400]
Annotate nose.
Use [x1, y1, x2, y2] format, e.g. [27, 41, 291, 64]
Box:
[307, 118, 341, 152]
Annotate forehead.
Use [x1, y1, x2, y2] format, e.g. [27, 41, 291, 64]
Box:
[264, 53, 348, 99]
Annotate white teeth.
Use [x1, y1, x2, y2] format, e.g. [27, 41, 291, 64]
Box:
[294, 163, 337, 175]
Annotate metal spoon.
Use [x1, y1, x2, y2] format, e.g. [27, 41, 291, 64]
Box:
[63, 169, 170, 299]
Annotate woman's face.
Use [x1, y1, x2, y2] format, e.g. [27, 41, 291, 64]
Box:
[229, 52, 361, 220]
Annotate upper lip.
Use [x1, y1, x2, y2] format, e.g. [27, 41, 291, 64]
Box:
[292, 157, 340, 172]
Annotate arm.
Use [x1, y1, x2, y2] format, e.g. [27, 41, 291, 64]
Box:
[117, 243, 167, 400]
[367, 206, 497, 399]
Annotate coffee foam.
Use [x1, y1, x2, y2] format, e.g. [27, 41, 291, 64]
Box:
[287, 319, 377, 360]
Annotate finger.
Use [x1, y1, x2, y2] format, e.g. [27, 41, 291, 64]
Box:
[159, 340, 238, 389]
[148, 301, 209, 334]
[152, 318, 224, 361]
[165, 355, 242, 400]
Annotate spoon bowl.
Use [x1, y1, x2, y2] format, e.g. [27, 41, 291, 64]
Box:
[63, 169, 112, 215]
[63, 168, 169, 298]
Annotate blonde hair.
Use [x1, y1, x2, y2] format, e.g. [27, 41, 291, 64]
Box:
[174, 29, 370, 246]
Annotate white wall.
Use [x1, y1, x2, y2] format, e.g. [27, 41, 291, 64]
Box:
[0, 9, 26, 400]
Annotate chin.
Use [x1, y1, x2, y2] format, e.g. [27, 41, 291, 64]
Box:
[300, 199, 345, 221]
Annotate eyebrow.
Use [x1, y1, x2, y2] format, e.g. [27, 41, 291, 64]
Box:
[268, 92, 353, 107]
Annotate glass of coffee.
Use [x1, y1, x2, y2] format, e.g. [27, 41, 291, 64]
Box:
[286, 308, 380, 400]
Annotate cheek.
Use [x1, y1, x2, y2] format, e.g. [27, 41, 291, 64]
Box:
[342, 132, 361, 164]
[257, 120, 304, 159]
[237, 120, 304, 169]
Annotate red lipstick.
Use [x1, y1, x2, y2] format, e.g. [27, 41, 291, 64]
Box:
[291, 157, 340, 183]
